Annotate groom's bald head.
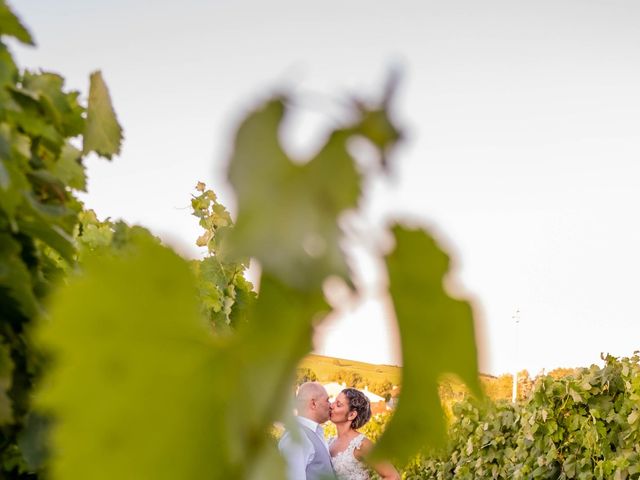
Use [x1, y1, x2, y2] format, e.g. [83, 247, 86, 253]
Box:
[296, 382, 331, 423]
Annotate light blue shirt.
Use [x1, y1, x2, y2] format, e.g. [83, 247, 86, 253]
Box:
[278, 416, 330, 480]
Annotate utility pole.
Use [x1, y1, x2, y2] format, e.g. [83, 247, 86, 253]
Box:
[512, 309, 520, 403]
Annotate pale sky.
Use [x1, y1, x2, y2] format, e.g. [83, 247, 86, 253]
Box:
[11, 0, 640, 375]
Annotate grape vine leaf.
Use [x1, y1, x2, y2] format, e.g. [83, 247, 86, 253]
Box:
[0, 233, 39, 318]
[20, 71, 85, 138]
[226, 98, 361, 290]
[352, 70, 402, 171]
[34, 234, 327, 479]
[82, 71, 123, 159]
[16, 207, 75, 262]
[51, 144, 86, 191]
[33, 237, 230, 479]
[0, 124, 30, 227]
[0, 0, 34, 45]
[225, 275, 328, 478]
[232, 275, 328, 435]
[372, 226, 482, 463]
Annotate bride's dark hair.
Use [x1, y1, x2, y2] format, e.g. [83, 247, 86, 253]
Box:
[342, 388, 371, 429]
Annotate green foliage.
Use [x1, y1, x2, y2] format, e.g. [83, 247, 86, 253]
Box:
[406, 354, 640, 480]
[331, 369, 365, 388]
[0, 1, 33, 47]
[547, 367, 579, 379]
[32, 82, 483, 478]
[374, 227, 482, 464]
[34, 236, 232, 480]
[0, 2, 122, 475]
[296, 367, 318, 384]
[0, 342, 13, 424]
[370, 380, 394, 402]
[190, 182, 256, 331]
[224, 98, 362, 289]
[82, 71, 123, 158]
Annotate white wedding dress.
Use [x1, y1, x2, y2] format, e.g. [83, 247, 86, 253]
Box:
[329, 434, 370, 480]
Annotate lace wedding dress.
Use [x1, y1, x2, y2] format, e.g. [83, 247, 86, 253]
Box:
[329, 434, 370, 480]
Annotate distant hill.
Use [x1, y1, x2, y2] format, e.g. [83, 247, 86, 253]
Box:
[299, 353, 517, 402]
[299, 353, 402, 386]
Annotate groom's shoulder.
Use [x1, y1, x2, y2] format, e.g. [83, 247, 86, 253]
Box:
[278, 422, 306, 449]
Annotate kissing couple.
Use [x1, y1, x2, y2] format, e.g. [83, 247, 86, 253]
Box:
[278, 382, 400, 480]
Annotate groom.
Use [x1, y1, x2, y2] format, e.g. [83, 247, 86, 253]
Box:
[278, 382, 337, 480]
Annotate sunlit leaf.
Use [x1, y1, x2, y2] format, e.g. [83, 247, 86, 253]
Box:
[246, 442, 287, 480]
[226, 274, 327, 477]
[226, 98, 360, 290]
[234, 275, 327, 428]
[372, 226, 482, 463]
[82, 71, 122, 159]
[33, 237, 231, 479]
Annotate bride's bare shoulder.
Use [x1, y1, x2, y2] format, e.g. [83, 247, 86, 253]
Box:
[353, 435, 373, 460]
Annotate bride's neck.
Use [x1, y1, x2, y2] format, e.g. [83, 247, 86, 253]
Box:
[335, 422, 353, 437]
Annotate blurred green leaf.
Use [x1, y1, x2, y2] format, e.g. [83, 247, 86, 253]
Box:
[82, 71, 122, 159]
[34, 237, 232, 479]
[246, 443, 287, 480]
[0, 342, 14, 424]
[0, 0, 34, 45]
[373, 226, 481, 464]
[226, 274, 327, 477]
[34, 229, 329, 479]
[227, 98, 360, 289]
[0, 43, 17, 88]
[17, 413, 51, 470]
[233, 275, 327, 432]
[352, 69, 402, 170]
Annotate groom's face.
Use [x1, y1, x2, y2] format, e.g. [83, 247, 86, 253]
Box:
[314, 389, 331, 423]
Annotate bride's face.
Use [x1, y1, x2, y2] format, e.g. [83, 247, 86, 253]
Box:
[330, 393, 356, 425]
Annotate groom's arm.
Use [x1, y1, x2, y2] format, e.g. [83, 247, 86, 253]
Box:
[278, 431, 312, 480]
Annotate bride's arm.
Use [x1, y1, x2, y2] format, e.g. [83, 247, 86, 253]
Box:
[354, 437, 401, 480]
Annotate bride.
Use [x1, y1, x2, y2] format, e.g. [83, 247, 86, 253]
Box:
[328, 388, 400, 480]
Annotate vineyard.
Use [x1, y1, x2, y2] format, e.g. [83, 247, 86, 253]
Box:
[296, 353, 640, 478]
[401, 353, 640, 479]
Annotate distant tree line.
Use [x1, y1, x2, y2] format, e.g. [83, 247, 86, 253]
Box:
[294, 367, 395, 402]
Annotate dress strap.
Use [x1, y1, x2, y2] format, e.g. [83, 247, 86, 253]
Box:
[349, 433, 366, 452]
